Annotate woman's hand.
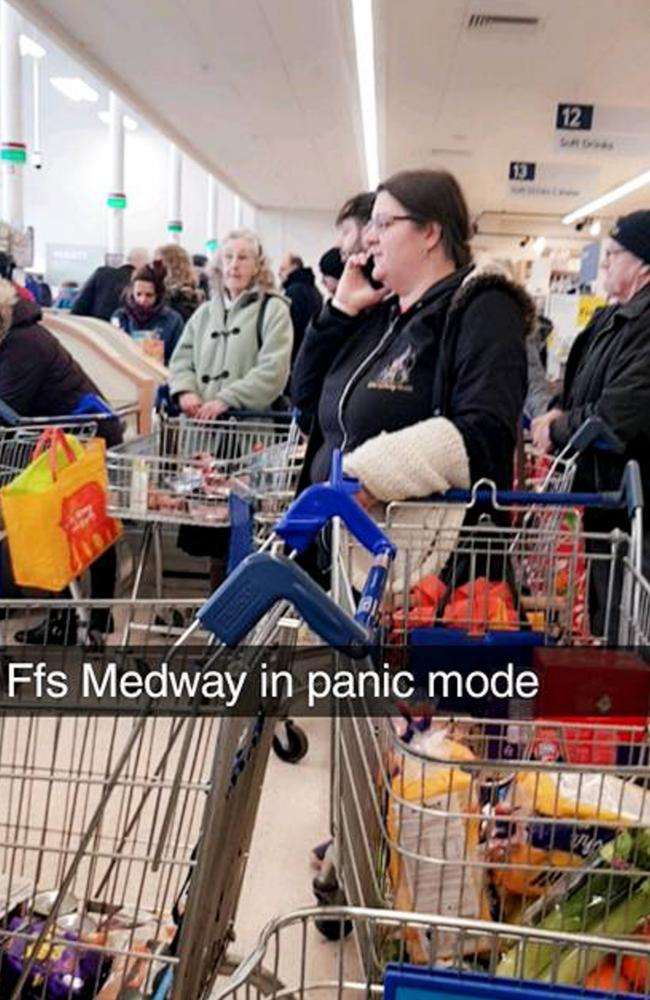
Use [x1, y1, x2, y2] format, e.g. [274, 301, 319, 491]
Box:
[355, 485, 377, 510]
[179, 392, 202, 418]
[332, 253, 389, 317]
[196, 399, 230, 421]
[531, 408, 563, 453]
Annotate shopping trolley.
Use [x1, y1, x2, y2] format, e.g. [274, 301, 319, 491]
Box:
[106, 410, 305, 605]
[325, 453, 650, 972]
[212, 905, 650, 999]
[0, 465, 396, 999]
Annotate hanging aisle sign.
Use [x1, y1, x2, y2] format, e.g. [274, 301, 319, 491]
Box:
[555, 103, 650, 155]
[508, 161, 598, 199]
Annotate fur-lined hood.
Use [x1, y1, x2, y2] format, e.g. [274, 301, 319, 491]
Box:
[0, 277, 42, 341]
[451, 265, 538, 339]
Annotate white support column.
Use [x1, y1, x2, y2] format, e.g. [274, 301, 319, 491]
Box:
[106, 91, 126, 264]
[206, 174, 219, 256]
[31, 57, 42, 168]
[233, 194, 242, 229]
[0, 0, 25, 231]
[168, 144, 183, 242]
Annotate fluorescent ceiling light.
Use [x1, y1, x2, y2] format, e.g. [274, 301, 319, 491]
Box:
[589, 219, 601, 237]
[98, 110, 138, 130]
[50, 76, 99, 103]
[19, 34, 46, 58]
[350, 0, 379, 189]
[562, 170, 650, 225]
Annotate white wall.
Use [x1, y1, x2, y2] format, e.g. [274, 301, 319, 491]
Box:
[256, 207, 336, 280]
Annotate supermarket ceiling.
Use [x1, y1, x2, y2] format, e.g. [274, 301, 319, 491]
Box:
[11, 0, 650, 219]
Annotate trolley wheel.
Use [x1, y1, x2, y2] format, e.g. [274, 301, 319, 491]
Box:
[272, 721, 308, 764]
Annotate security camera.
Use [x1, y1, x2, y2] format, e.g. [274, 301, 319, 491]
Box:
[31, 151, 43, 170]
[575, 220, 585, 232]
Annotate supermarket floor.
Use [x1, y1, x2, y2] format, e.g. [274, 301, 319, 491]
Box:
[210, 715, 355, 995]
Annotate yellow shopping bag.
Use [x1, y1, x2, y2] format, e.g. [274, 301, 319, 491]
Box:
[1, 427, 122, 591]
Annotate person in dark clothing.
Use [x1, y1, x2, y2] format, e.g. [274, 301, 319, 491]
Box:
[292, 169, 532, 588]
[278, 254, 323, 365]
[71, 247, 149, 321]
[335, 192, 375, 260]
[0, 277, 123, 645]
[319, 246, 344, 297]
[111, 264, 184, 364]
[192, 253, 211, 300]
[532, 210, 650, 638]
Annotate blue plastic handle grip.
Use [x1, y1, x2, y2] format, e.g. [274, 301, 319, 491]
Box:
[436, 486, 633, 510]
[0, 399, 20, 426]
[198, 552, 369, 653]
[567, 415, 624, 455]
[623, 460, 644, 515]
[274, 449, 396, 557]
[274, 482, 397, 556]
[71, 393, 115, 418]
[355, 557, 391, 630]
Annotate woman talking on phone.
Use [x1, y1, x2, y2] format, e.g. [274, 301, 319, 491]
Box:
[292, 168, 533, 524]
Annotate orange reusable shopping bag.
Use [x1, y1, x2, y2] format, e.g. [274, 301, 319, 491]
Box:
[1, 427, 122, 591]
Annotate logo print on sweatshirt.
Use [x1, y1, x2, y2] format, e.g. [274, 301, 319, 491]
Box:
[367, 346, 416, 392]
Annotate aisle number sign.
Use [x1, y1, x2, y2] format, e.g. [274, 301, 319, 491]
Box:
[556, 104, 594, 131]
[507, 161, 593, 198]
[555, 102, 650, 155]
[509, 162, 536, 181]
[578, 294, 607, 331]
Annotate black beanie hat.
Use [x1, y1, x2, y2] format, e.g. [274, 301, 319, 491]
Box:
[319, 246, 344, 280]
[609, 210, 650, 266]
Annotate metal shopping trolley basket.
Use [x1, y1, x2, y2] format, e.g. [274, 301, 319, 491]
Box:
[325, 454, 650, 963]
[211, 904, 650, 999]
[106, 410, 304, 601]
[0, 468, 398, 999]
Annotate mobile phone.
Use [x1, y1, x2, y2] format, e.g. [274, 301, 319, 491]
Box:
[361, 256, 383, 289]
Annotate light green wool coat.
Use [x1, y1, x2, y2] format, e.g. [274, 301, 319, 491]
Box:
[168, 288, 293, 409]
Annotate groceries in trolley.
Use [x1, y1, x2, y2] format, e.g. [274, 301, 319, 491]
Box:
[373, 712, 650, 970]
[107, 411, 304, 526]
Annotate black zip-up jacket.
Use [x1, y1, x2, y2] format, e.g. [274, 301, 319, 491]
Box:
[291, 268, 533, 493]
[551, 283, 650, 531]
[71, 264, 134, 321]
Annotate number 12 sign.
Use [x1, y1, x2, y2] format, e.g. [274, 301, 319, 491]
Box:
[556, 103, 594, 130]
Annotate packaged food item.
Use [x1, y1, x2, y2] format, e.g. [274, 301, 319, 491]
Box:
[483, 767, 650, 900]
[0, 917, 110, 999]
[386, 727, 488, 959]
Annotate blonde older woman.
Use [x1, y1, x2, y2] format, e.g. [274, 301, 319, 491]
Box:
[169, 229, 293, 420]
[154, 242, 204, 324]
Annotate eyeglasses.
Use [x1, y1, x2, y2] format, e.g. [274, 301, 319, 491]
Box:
[365, 213, 420, 233]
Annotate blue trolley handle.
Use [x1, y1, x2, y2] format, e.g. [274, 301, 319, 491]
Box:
[432, 459, 644, 517]
[198, 551, 372, 652]
[564, 415, 625, 455]
[0, 398, 20, 426]
[274, 450, 397, 559]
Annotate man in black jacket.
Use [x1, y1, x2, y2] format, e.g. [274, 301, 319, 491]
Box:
[532, 210, 650, 635]
[71, 247, 149, 321]
[278, 254, 323, 366]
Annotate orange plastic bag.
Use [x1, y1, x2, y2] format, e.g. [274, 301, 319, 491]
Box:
[442, 578, 519, 635]
[1, 427, 122, 591]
